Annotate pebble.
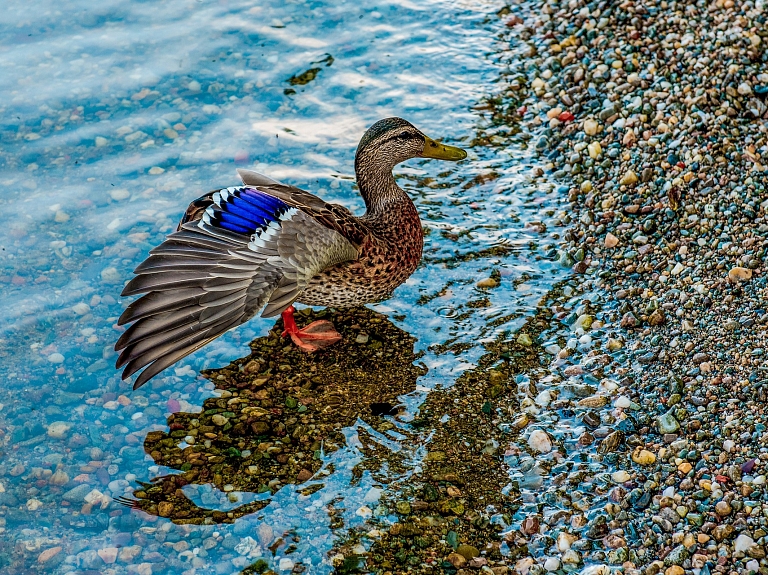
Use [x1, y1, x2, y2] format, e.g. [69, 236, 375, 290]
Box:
[62, 484, 92, 503]
[583, 119, 599, 136]
[648, 309, 665, 326]
[620, 312, 638, 328]
[447, 553, 467, 568]
[577, 396, 608, 408]
[557, 533, 578, 552]
[571, 314, 593, 331]
[49, 468, 69, 486]
[619, 170, 638, 186]
[72, 302, 91, 315]
[456, 544, 480, 560]
[110, 188, 130, 201]
[527, 429, 553, 453]
[47, 421, 71, 439]
[728, 266, 753, 282]
[604, 233, 619, 248]
[614, 396, 631, 408]
[211, 414, 228, 426]
[47, 352, 65, 363]
[477, 277, 499, 288]
[735, 534, 756, 553]
[38, 547, 62, 564]
[561, 550, 581, 565]
[118, 546, 142, 562]
[54, 210, 70, 222]
[100, 266, 122, 283]
[631, 448, 656, 466]
[715, 500, 732, 516]
[97, 547, 119, 564]
[606, 338, 623, 351]
[544, 343, 561, 355]
[611, 470, 630, 483]
[517, 333, 533, 346]
[656, 413, 680, 434]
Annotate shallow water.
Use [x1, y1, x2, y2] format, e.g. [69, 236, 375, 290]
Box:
[0, 0, 569, 572]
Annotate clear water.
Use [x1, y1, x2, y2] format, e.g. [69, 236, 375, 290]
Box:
[0, 0, 569, 572]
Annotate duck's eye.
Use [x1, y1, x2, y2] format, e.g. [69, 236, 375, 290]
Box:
[398, 131, 410, 139]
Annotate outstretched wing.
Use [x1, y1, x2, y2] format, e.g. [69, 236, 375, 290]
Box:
[115, 186, 358, 389]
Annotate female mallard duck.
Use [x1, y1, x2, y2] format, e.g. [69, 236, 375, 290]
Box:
[115, 117, 467, 388]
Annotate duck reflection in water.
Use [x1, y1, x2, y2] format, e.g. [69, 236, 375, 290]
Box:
[116, 308, 426, 528]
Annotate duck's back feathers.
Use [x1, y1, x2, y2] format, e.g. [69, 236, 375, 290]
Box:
[116, 182, 359, 388]
[236, 168, 370, 246]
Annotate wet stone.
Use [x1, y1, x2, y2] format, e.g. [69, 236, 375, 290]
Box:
[582, 411, 601, 428]
[657, 413, 680, 435]
[712, 524, 735, 542]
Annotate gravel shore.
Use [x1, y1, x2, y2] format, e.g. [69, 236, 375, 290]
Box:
[513, 0, 768, 574]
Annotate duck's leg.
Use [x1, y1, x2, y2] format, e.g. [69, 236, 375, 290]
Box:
[280, 306, 342, 352]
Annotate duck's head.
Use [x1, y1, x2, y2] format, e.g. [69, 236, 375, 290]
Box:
[355, 117, 467, 173]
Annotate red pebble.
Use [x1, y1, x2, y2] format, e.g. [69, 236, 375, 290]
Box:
[676, 161, 685, 169]
[558, 111, 575, 122]
[715, 475, 729, 483]
[517, 105, 527, 115]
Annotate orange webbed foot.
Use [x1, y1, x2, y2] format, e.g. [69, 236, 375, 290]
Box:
[280, 306, 341, 352]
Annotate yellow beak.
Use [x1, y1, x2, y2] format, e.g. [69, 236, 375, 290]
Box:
[421, 136, 467, 161]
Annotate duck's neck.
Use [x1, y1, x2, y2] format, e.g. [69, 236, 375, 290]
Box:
[354, 155, 423, 265]
[355, 155, 411, 216]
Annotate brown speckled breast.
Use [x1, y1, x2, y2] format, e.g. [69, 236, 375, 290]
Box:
[297, 199, 423, 308]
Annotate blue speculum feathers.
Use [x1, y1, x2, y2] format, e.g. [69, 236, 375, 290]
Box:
[211, 187, 289, 234]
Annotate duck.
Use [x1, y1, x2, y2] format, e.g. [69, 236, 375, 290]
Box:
[114, 117, 467, 388]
